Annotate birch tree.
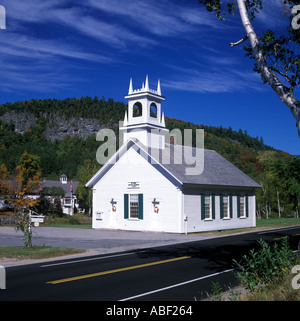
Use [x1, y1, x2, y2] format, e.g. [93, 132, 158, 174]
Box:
[198, 0, 300, 137]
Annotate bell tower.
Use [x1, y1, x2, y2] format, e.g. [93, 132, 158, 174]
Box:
[120, 75, 169, 149]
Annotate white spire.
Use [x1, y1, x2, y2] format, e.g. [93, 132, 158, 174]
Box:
[145, 75, 149, 91]
[157, 79, 161, 96]
[161, 112, 165, 127]
[123, 110, 128, 126]
[128, 78, 133, 95]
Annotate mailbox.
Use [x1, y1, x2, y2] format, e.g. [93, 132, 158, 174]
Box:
[31, 215, 45, 227]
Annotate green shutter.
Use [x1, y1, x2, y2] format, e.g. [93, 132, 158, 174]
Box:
[124, 194, 129, 219]
[212, 194, 215, 220]
[246, 195, 249, 218]
[229, 195, 233, 218]
[201, 194, 205, 220]
[237, 195, 241, 218]
[138, 194, 143, 220]
[220, 195, 224, 219]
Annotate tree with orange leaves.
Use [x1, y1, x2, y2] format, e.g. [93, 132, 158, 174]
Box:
[0, 153, 42, 247]
[13, 165, 41, 247]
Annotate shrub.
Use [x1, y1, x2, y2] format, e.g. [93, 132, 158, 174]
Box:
[233, 237, 297, 292]
[44, 215, 80, 225]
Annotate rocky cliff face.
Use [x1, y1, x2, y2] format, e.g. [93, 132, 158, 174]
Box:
[0, 111, 110, 141]
[44, 114, 106, 141]
[0, 111, 37, 135]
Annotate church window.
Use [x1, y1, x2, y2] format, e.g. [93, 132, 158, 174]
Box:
[201, 194, 215, 220]
[222, 196, 229, 219]
[150, 103, 157, 118]
[240, 196, 245, 217]
[133, 102, 142, 117]
[204, 196, 211, 219]
[237, 195, 248, 218]
[220, 195, 233, 219]
[129, 194, 139, 218]
[124, 194, 143, 220]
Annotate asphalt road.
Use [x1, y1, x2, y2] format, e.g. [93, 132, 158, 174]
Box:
[0, 226, 300, 302]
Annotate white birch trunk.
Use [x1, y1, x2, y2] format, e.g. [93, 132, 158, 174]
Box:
[277, 188, 281, 218]
[236, 0, 300, 136]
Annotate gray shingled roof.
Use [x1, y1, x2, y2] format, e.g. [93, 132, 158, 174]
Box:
[140, 142, 261, 188]
[42, 180, 79, 197]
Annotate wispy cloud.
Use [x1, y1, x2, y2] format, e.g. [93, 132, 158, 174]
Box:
[52, 7, 157, 48]
[163, 65, 264, 94]
[0, 59, 78, 93]
[0, 31, 111, 62]
[87, 0, 220, 37]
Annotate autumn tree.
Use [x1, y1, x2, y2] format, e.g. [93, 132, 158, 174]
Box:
[13, 166, 41, 247]
[0, 152, 42, 247]
[19, 151, 41, 183]
[198, 0, 300, 136]
[0, 164, 10, 198]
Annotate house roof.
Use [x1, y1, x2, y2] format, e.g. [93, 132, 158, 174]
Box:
[86, 139, 260, 189]
[42, 180, 79, 197]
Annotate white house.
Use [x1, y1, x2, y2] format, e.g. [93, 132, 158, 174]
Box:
[43, 174, 79, 215]
[86, 76, 260, 233]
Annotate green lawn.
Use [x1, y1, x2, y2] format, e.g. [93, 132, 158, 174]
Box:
[256, 217, 300, 228]
[192, 217, 300, 236]
[0, 246, 85, 260]
[43, 224, 92, 229]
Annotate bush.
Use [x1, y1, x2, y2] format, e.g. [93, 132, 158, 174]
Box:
[44, 215, 80, 225]
[233, 237, 297, 292]
[68, 216, 80, 225]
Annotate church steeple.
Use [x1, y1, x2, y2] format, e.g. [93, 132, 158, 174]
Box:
[120, 76, 169, 149]
[145, 75, 149, 91]
[128, 78, 133, 95]
[157, 79, 161, 96]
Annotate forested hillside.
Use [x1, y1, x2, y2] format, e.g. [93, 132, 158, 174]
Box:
[0, 96, 299, 218]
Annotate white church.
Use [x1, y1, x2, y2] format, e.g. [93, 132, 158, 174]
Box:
[86, 76, 260, 234]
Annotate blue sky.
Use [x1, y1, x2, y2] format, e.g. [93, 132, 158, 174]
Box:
[0, 0, 299, 155]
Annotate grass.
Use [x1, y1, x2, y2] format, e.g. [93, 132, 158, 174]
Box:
[256, 217, 300, 228]
[43, 224, 92, 229]
[42, 214, 92, 228]
[0, 246, 85, 261]
[191, 217, 300, 236]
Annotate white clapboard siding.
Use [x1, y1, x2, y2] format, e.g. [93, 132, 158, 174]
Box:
[183, 190, 256, 233]
[93, 147, 181, 233]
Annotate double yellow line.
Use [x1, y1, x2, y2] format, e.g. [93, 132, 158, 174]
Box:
[47, 256, 191, 285]
[273, 233, 300, 241]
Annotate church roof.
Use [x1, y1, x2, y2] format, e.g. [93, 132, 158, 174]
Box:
[86, 139, 260, 189]
[148, 143, 260, 188]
